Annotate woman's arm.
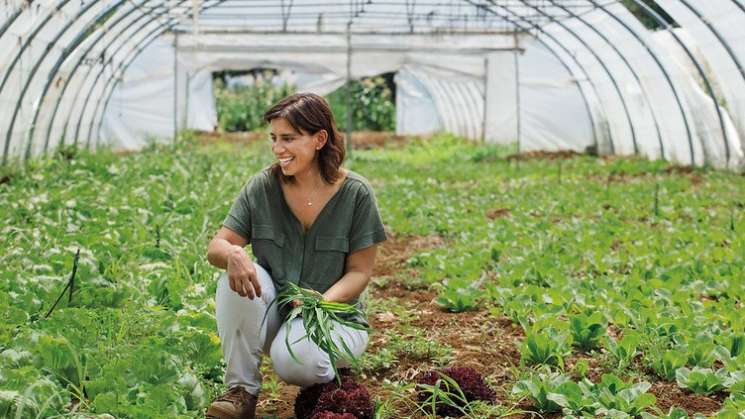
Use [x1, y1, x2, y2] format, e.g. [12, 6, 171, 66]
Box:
[322, 245, 378, 303]
[207, 227, 262, 299]
[207, 227, 248, 269]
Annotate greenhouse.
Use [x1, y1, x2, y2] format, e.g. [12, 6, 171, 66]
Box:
[1, 1, 745, 418]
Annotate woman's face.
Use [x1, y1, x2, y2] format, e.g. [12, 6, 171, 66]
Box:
[270, 117, 326, 178]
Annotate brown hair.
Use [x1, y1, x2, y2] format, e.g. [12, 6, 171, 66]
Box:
[263, 93, 346, 184]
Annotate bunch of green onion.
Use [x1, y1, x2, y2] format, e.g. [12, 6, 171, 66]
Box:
[264, 282, 369, 383]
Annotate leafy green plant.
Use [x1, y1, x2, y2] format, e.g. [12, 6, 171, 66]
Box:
[685, 338, 718, 368]
[725, 371, 745, 395]
[675, 367, 728, 395]
[605, 331, 641, 369]
[650, 349, 687, 380]
[358, 346, 398, 375]
[512, 370, 572, 414]
[570, 359, 590, 379]
[546, 380, 597, 417]
[520, 329, 570, 368]
[580, 374, 657, 417]
[435, 277, 481, 312]
[716, 393, 745, 418]
[570, 311, 607, 352]
[641, 407, 690, 419]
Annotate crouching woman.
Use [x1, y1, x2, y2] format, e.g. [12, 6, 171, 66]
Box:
[205, 93, 387, 419]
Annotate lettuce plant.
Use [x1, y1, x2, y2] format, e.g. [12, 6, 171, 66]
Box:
[580, 374, 656, 417]
[545, 380, 596, 417]
[641, 407, 690, 419]
[435, 278, 481, 313]
[295, 374, 374, 419]
[649, 349, 687, 380]
[725, 371, 745, 395]
[675, 367, 728, 395]
[569, 311, 607, 352]
[310, 412, 356, 419]
[512, 370, 572, 414]
[716, 393, 745, 418]
[685, 339, 718, 368]
[604, 331, 641, 369]
[520, 329, 570, 369]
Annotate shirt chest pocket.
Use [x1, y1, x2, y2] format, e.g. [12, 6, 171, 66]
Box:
[251, 225, 285, 276]
[307, 235, 349, 293]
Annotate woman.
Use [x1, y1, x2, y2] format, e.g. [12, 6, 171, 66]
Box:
[205, 93, 387, 419]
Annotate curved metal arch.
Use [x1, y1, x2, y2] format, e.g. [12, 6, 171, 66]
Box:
[0, 0, 80, 165]
[678, 0, 745, 85]
[481, 0, 615, 153]
[515, 0, 640, 156]
[31, 1, 146, 155]
[75, 19, 178, 147]
[0, 0, 77, 101]
[91, 0, 606, 153]
[588, 0, 696, 166]
[6, 1, 128, 162]
[732, 0, 745, 14]
[87, 1, 229, 147]
[71, 1, 212, 147]
[41, 1, 184, 155]
[86, 28, 169, 147]
[548, 0, 665, 161]
[0, 2, 26, 39]
[630, 0, 731, 165]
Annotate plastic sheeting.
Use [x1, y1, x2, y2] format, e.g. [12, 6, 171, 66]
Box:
[99, 31, 525, 146]
[2, 0, 745, 171]
[655, 0, 745, 162]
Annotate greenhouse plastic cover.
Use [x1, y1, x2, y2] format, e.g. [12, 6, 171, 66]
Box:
[1, 0, 744, 170]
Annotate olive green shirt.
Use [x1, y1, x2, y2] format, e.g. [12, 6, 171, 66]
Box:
[222, 167, 387, 327]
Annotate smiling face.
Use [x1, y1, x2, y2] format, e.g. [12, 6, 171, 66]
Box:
[263, 93, 345, 185]
[270, 117, 327, 179]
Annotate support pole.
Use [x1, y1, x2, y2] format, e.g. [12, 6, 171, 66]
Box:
[345, 20, 352, 158]
[481, 56, 487, 143]
[173, 30, 179, 144]
[514, 31, 521, 156]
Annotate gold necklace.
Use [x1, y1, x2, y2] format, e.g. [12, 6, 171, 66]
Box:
[305, 179, 322, 207]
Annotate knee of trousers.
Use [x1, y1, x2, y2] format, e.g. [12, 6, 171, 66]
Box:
[270, 338, 333, 387]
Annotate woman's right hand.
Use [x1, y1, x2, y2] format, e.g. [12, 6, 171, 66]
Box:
[226, 246, 262, 299]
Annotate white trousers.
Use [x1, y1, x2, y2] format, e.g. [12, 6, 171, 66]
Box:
[215, 263, 369, 396]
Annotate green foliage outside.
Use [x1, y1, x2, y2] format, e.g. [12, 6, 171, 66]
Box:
[214, 77, 295, 132]
[0, 133, 744, 416]
[327, 75, 396, 132]
[214, 72, 396, 133]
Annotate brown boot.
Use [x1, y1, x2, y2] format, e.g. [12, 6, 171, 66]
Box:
[205, 386, 258, 419]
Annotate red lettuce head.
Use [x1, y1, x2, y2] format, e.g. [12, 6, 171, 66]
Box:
[416, 366, 496, 417]
[309, 411, 357, 419]
[294, 373, 374, 419]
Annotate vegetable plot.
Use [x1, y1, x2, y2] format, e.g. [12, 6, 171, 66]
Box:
[0, 132, 744, 418]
